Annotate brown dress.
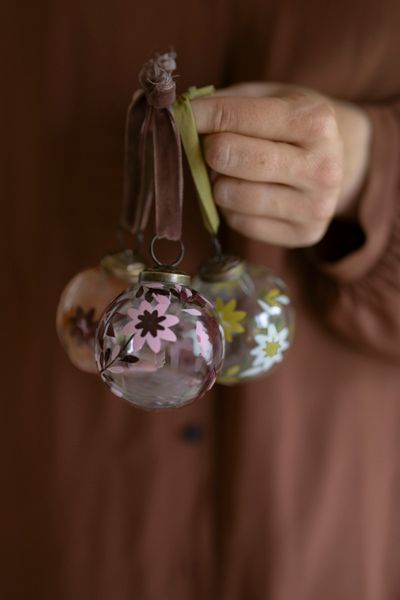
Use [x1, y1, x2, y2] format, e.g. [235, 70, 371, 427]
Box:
[3, 0, 400, 598]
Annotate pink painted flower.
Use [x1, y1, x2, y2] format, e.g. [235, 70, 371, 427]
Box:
[182, 307, 201, 316]
[122, 299, 179, 353]
[175, 284, 193, 302]
[145, 283, 164, 290]
[196, 320, 212, 363]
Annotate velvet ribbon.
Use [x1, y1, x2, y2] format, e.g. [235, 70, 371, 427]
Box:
[121, 52, 183, 241]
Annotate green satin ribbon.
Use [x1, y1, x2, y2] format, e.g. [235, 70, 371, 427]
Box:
[172, 85, 220, 234]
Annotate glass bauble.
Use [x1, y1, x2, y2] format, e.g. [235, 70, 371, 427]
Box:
[56, 250, 145, 373]
[193, 255, 295, 385]
[95, 269, 224, 409]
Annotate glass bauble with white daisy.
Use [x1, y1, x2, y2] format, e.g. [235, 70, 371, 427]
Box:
[193, 254, 295, 385]
[95, 266, 225, 409]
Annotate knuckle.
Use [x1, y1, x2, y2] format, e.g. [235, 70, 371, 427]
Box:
[305, 152, 343, 189]
[308, 193, 336, 222]
[301, 102, 338, 142]
[314, 155, 343, 188]
[204, 135, 233, 171]
[211, 99, 235, 131]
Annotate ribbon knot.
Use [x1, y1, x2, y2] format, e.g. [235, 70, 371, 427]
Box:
[145, 85, 176, 109]
[139, 55, 177, 108]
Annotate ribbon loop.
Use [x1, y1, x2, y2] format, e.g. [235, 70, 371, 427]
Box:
[122, 51, 183, 242]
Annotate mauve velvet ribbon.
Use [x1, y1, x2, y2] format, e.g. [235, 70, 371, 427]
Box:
[121, 52, 183, 241]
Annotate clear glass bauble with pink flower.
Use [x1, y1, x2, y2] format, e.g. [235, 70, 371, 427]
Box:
[95, 268, 225, 409]
[193, 255, 295, 385]
[56, 250, 145, 373]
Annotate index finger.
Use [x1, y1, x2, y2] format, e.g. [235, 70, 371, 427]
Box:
[191, 94, 322, 146]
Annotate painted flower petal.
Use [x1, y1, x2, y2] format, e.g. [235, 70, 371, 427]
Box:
[132, 334, 146, 352]
[261, 355, 274, 368]
[276, 294, 290, 305]
[145, 283, 164, 290]
[239, 365, 265, 378]
[215, 297, 246, 343]
[162, 314, 179, 328]
[268, 323, 279, 337]
[257, 299, 273, 314]
[147, 334, 161, 353]
[127, 308, 140, 322]
[122, 321, 138, 336]
[158, 328, 177, 342]
[277, 328, 289, 342]
[253, 354, 267, 367]
[231, 321, 245, 334]
[176, 285, 192, 297]
[225, 298, 237, 311]
[182, 308, 201, 316]
[110, 344, 121, 362]
[138, 300, 154, 313]
[156, 298, 171, 315]
[195, 320, 212, 362]
[154, 294, 170, 307]
[108, 365, 125, 374]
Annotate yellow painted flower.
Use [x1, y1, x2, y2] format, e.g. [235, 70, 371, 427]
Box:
[262, 288, 290, 307]
[217, 365, 241, 385]
[215, 298, 246, 343]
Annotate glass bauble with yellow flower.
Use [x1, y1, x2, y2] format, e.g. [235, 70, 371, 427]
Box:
[193, 254, 295, 384]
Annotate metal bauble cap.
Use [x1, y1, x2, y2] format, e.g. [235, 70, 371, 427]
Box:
[198, 254, 245, 282]
[100, 249, 146, 283]
[139, 265, 191, 286]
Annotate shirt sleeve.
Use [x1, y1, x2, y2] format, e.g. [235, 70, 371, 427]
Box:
[306, 99, 400, 359]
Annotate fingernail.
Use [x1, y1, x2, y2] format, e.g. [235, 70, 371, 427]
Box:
[214, 179, 229, 206]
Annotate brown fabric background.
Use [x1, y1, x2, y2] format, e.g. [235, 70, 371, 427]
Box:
[2, 1, 400, 598]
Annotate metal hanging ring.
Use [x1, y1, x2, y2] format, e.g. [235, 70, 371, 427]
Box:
[211, 234, 223, 257]
[150, 236, 185, 268]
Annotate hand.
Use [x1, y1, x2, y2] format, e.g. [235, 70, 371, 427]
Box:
[191, 83, 371, 247]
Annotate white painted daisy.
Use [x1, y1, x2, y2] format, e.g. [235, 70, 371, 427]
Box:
[240, 323, 290, 378]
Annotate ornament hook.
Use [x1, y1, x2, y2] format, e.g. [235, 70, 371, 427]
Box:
[150, 236, 185, 267]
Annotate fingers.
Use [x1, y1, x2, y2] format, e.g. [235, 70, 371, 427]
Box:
[213, 177, 303, 220]
[191, 85, 345, 247]
[203, 132, 307, 186]
[222, 209, 329, 248]
[193, 95, 300, 143]
[192, 93, 339, 148]
[214, 176, 336, 224]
